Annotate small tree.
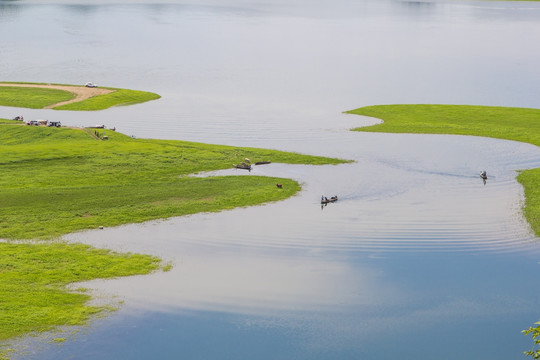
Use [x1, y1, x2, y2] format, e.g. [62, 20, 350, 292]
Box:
[523, 321, 540, 359]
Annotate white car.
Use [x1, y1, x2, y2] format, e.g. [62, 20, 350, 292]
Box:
[85, 82, 98, 88]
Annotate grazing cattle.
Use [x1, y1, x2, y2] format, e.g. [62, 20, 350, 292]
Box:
[276, 183, 282, 188]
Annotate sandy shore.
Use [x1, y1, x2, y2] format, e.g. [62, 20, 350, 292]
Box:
[0, 83, 114, 108]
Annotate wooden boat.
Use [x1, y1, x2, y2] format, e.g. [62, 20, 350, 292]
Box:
[321, 196, 338, 204]
[233, 163, 252, 170]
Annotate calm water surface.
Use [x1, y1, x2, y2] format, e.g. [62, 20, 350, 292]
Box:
[2, 0, 540, 359]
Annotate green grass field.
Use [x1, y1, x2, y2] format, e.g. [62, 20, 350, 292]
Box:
[0, 122, 344, 239]
[54, 88, 161, 110]
[0, 119, 19, 125]
[0, 121, 345, 358]
[0, 242, 161, 342]
[0, 83, 160, 110]
[347, 104, 540, 235]
[0, 87, 75, 109]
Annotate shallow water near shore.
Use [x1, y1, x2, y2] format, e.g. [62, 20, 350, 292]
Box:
[2, 0, 540, 359]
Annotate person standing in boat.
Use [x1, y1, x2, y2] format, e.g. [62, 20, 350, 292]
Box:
[480, 171, 487, 185]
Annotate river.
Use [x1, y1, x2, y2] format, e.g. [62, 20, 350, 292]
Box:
[1, 0, 540, 359]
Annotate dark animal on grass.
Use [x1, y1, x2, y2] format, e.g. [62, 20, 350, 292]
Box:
[276, 183, 282, 188]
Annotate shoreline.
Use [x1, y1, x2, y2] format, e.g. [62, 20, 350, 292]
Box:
[0, 119, 346, 359]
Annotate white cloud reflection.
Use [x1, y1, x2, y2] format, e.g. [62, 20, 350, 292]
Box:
[77, 244, 395, 315]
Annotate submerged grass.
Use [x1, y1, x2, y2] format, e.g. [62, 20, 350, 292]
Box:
[347, 104, 540, 235]
[0, 120, 345, 357]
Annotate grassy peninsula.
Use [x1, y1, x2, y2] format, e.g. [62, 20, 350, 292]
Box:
[0, 122, 344, 239]
[347, 104, 540, 235]
[0, 242, 161, 356]
[55, 88, 161, 111]
[0, 86, 74, 109]
[0, 120, 345, 358]
[0, 82, 160, 110]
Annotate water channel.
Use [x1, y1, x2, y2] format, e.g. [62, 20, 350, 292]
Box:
[1, 0, 540, 359]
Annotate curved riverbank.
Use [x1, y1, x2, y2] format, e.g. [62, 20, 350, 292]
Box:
[0, 120, 347, 358]
[0, 121, 346, 239]
[346, 104, 540, 236]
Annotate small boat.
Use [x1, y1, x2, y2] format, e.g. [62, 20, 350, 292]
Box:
[480, 171, 488, 185]
[233, 163, 252, 170]
[255, 161, 271, 165]
[321, 195, 338, 204]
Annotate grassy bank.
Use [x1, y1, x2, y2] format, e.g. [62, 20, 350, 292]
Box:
[0, 86, 75, 109]
[0, 120, 345, 358]
[0, 242, 161, 354]
[0, 82, 160, 110]
[346, 104, 540, 235]
[0, 121, 344, 239]
[54, 88, 161, 111]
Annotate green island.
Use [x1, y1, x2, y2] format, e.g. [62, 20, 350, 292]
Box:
[0, 82, 160, 111]
[0, 120, 345, 359]
[347, 104, 540, 236]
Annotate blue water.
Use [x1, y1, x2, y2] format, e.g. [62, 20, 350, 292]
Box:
[2, 0, 540, 359]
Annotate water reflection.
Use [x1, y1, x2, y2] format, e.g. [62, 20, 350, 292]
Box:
[61, 133, 540, 324]
[2, 0, 540, 359]
[0, 3, 20, 21]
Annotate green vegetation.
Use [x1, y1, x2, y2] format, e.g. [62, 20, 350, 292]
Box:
[523, 321, 540, 359]
[0, 116, 347, 355]
[0, 87, 74, 109]
[347, 104, 540, 144]
[0, 123, 344, 239]
[0, 241, 161, 357]
[54, 88, 161, 111]
[0, 82, 160, 110]
[0, 119, 20, 125]
[0, 120, 345, 357]
[347, 104, 540, 235]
